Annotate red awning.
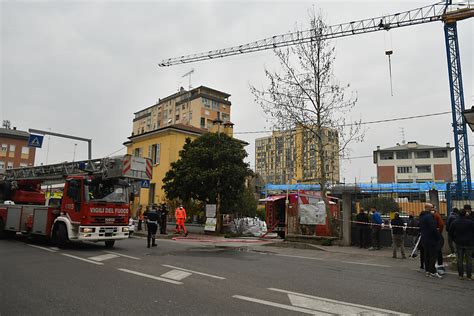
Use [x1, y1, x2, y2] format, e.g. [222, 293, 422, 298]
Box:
[259, 195, 286, 202]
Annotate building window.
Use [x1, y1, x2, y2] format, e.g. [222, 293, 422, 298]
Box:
[200, 118, 206, 128]
[134, 147, 142, 157]
[202, 98, 211, 108]
[396, 151, 409, 159]
[1, 144, 7, 152]
[0, 160, 4, 170]
[22, 146, 29, 155]
[9, 144, 15, 152]
[433, 150, 448, 158]
[7, 162, 13, 169]
[416, 165, 431, 173]
[415, 151, 430, 159]
[20, 163, 27, 168]
[380, 152, 394, 160]
[397, 166, 412, 173]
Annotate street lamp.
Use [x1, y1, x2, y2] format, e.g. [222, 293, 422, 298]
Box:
[462, 106, 474, 132]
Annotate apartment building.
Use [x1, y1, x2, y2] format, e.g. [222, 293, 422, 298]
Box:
[373, 141, 453, 183]
[0, 126, 36, 171]
[126, 86, 236, 206]
[132, 86, 231, 135]
[255, 126, 340, 185]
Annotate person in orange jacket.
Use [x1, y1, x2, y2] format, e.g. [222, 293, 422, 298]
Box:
[175, 205, 188, 237]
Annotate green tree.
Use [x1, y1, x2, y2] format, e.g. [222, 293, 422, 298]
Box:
[162, 133, 252, 228]
[360, 197, 400, 215]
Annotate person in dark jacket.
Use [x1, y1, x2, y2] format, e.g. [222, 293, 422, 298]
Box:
[391, 212, 406, 259]
[144, 204, 160, 248]
[419, 203, 442, 278]
[446, 208, 459, 257]
[355, 208, 370, 248]
[159, 203, 168, 235]
[406, 213, 419, 248]
[448, 209, 474, 280]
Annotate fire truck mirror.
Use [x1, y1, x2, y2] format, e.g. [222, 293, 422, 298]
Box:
[66, 180, 81, 203]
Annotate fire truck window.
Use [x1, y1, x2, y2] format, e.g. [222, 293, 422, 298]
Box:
[67, 180, 81, 203]
[85, 179, 129, 203]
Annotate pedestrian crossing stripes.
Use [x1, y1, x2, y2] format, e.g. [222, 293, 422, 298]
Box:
[160, 269, 192, 281]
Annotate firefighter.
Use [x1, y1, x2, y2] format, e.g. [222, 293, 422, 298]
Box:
[144, 204, 160, 248]
[175, 205, 188, 237]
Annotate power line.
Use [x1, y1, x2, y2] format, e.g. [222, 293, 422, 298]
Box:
[105, 146, 126, 157]
[233, 111, 451, 135]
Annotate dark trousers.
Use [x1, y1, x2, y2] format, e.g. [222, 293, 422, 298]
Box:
[358, 227, 368, 248]
[160, 216, 167, 234]
[456, 246, 473, 278]
[423, 241, 438, 274]
[419, 243, 425, 269]
[147, 223, 158, 247]
[437, 235, 444, 266]
[371, 226, 381, 249]
[138, 220, 142, 231]
[447, 235, 456, 254]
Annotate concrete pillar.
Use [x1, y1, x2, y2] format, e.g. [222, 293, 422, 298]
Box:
[342, 192, 352, 246]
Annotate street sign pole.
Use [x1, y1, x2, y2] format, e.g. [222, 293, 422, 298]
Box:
[29, 128, 92, 160]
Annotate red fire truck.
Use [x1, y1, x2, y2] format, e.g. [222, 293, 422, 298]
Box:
[0, 154, 152, 248]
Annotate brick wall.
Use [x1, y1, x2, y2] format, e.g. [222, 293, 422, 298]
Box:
[433, 164, 453, 182]
[377, 166, 395, 183]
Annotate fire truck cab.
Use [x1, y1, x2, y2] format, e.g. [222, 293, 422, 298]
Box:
[0, 155, 152, 248]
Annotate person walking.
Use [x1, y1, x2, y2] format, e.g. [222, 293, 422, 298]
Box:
[391, 212, 406, 259]
[175, 205, 188, 237]
[369, 207, 382, 250]
[419, 203, 442, 279]
[446, 208, 459, 257]
[448, 209, 474, 280]
[144, 204, 160, 248]
[160, 203, 168, 235]
[355, 208, 369, 248]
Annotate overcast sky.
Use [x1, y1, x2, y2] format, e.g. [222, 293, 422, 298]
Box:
[1, 0, 472, 182]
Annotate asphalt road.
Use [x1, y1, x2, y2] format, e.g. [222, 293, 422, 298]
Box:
[1, 236, 473, 316]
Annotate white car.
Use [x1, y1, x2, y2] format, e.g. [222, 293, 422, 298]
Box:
[128, 218, 136, 237]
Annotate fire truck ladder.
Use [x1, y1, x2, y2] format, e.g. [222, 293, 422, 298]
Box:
[3, 159, 116, 182]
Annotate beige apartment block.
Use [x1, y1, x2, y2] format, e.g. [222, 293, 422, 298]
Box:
[255, 126, 340, 185]
[132, 86, 231, 136]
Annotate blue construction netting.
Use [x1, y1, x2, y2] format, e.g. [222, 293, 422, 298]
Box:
[263, 182, 474, 193]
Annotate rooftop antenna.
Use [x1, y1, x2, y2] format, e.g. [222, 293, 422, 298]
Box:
[400, 127, 406, 144]
[182, 69, 194, 90]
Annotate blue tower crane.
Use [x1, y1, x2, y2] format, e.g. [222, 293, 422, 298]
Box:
[159, 2, 474, 197]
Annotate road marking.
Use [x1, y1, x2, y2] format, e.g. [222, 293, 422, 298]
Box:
[88, 253, 119, 262]
[104, 251, 140, 260]
[161, 269, 192, 281]
[275, 254, 324, 261]
[342, 261, 391, 268]
[117, 268, 182, 285]
[162, 264, 226, 280]
[62, 254, 104, 265]
[233, 295, 327, 315]
[28, 244, 57, 253]
[269, 288, 410, 315]
[49, 247, 60, 251]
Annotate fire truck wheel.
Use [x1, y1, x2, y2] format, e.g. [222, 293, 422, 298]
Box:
[54, 224, 69, 248]
[104, 240, 115, 248]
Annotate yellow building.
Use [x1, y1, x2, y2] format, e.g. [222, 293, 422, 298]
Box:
[125, 86, 235, 208]
[255, 126, 340, 185]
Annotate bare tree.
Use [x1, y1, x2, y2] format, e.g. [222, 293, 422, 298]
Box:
[250, 11, 364, 234]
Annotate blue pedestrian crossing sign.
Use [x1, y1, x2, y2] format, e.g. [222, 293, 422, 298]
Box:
[140, 180, 150, 188]
[28, 134, 44, 148]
